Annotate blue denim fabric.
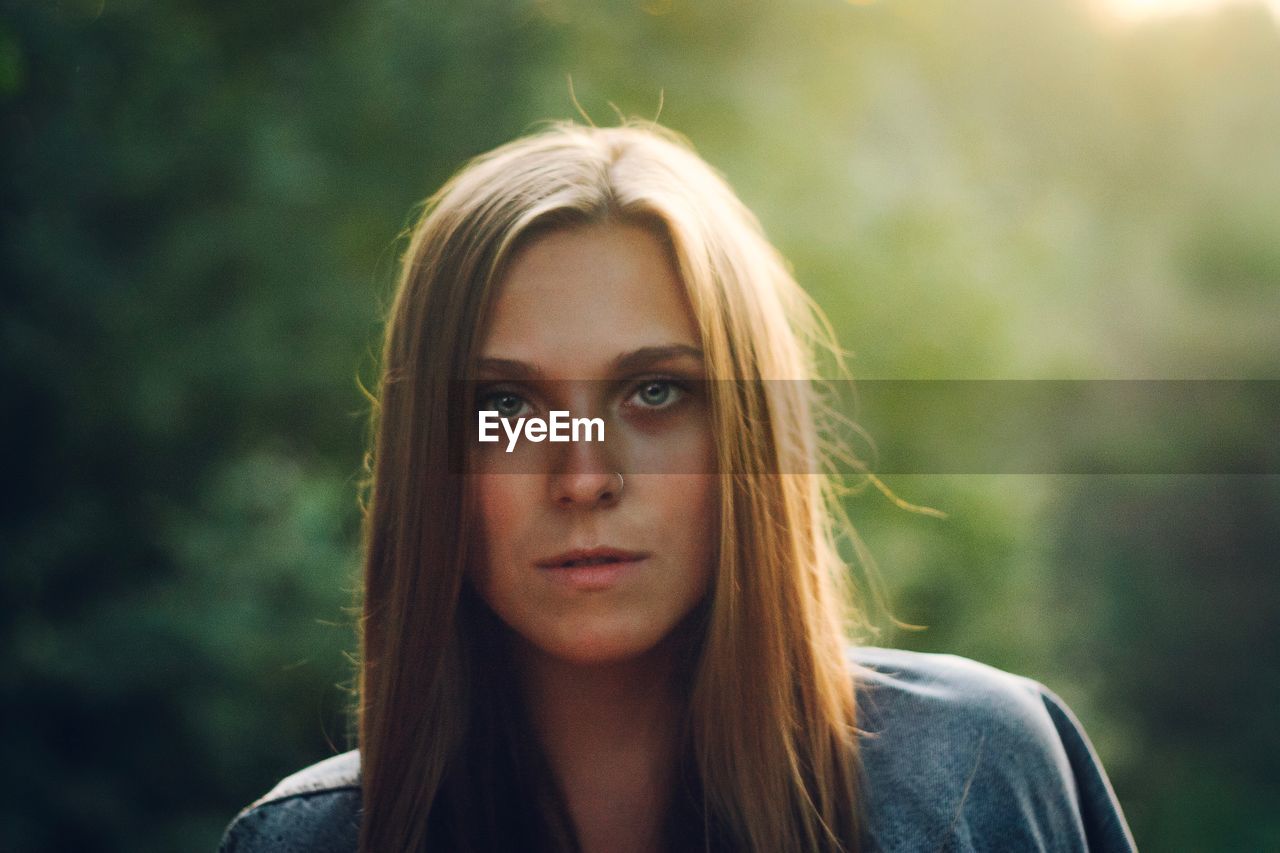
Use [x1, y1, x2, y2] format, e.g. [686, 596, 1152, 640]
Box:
[219, 647, 1136, 852]
[851, 648, 1134, 851]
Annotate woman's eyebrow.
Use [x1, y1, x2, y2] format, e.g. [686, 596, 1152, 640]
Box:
[610, 344, 704, 375]
[473, 357, 543, 379]
[473, 344, 704, 379]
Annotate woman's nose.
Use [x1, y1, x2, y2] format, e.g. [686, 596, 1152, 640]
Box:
[548, 435, 622, 508]
[550, 469, 622, 508]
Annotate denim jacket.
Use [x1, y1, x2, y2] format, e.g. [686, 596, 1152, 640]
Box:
[220, 647, 1137, 851]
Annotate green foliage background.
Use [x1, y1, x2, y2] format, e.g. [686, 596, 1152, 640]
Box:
[3, 0, 1278, 849]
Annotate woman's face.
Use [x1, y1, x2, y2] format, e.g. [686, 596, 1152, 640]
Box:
[469, 222, 717, 666]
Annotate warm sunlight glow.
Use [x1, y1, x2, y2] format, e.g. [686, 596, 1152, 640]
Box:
[1091, 0, 1280, 24]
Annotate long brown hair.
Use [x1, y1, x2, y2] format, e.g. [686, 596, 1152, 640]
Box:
[358, 120, 864, 851]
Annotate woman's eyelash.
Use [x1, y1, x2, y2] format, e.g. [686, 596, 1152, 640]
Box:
[626, 378, 690, 408]
[626, 377, 706, 416]
[477, 388, 530, 416]
[476, 378, 695, 414]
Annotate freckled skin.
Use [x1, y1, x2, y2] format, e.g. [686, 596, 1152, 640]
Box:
[470, 223, 717, 665]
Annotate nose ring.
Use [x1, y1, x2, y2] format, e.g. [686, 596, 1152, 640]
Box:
[613, 472, 625, 495]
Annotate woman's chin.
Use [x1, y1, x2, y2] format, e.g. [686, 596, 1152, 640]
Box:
[528, 624, 667, 667]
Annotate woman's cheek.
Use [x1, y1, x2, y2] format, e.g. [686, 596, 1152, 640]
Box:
[472, 474, 533, 583]
[661, 473, 719, 589]
[617, 409, 714, 474]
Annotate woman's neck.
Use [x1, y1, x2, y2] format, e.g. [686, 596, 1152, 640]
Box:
[515, 639, 684, 853]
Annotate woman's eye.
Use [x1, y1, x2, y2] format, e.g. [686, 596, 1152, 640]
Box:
[630, 380, 683, 410]
[479, 392, 528, 419]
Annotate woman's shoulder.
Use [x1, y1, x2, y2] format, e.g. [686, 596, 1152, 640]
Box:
[850, 645, 1067, 737]
[219, 751, 361, 852]
[220, 651, 1135, 851]
[848, 646, 1135, 851]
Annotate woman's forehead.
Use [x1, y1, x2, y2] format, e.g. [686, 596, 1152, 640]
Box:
[478, 222, 702, 379]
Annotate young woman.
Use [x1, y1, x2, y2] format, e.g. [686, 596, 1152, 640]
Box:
[220, 122, 1135, 852]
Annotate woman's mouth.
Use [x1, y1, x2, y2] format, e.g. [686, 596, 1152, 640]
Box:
[534, 547, 650, 589]
[536, 546, 650, 568]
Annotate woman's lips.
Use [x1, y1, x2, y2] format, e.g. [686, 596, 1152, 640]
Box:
[534, 547, 650, 590]
[535, 546, 650, 568]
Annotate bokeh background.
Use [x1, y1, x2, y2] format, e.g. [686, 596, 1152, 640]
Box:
[4, 0, 1278, 849]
